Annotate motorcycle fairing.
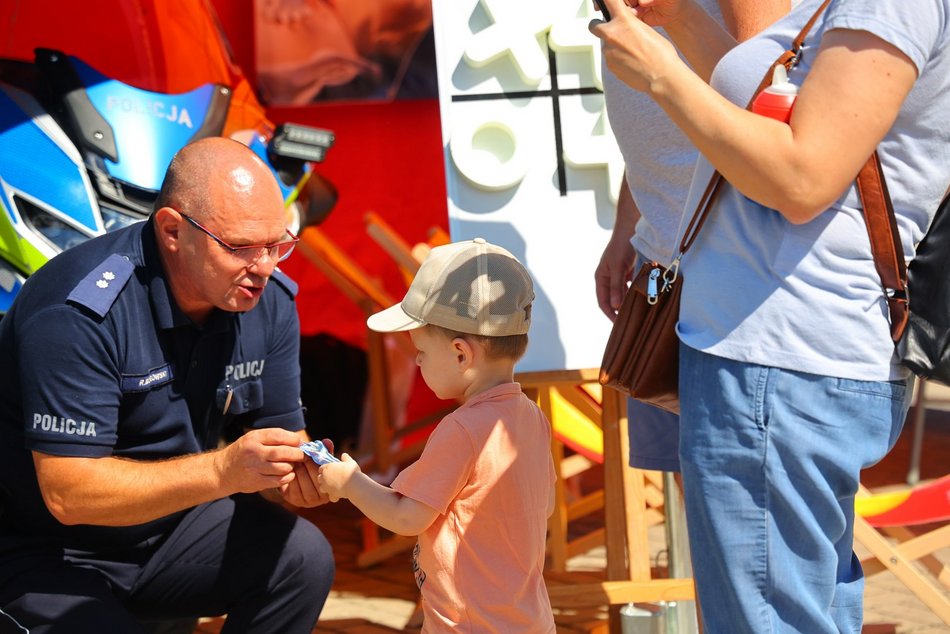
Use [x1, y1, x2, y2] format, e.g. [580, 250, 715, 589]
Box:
[0, 83, 102, 272]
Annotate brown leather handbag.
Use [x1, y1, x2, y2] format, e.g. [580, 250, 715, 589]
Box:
[598, 177, 721, 415]
[598, 0, 832, 413]
[598, 259, 683, 414]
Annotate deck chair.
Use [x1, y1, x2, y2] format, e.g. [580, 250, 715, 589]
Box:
[296, 227, 452, 568]
[296, 225, 403, 459]
[546, 381, 665, 528]
[855, 476, 950, 626]
[535, 378, 695, 630]
[906, 380, 950, 484]
[524, 379, 664, 573]
[362, 216, 668, 573]
[364, 211, 421, 286]
[363, 211, 452, 281]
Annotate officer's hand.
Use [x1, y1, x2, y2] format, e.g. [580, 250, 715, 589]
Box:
[215, 427, 306, 495]
[279, 459, 332, 508]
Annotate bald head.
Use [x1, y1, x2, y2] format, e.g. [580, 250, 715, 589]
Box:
[154, 137, 283, 223]
[151, 137, 291, 322]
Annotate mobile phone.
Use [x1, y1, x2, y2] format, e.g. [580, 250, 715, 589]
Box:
[593, 0, 611, 21]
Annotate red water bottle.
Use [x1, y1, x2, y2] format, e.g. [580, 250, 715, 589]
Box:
[751, 65, 798, 123]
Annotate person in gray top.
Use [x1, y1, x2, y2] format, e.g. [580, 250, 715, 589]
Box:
[596, 0, 789, 474]
[591, 0, 950, 631]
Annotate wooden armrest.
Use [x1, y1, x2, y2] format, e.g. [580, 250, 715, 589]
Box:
[365, 211, 422, 276]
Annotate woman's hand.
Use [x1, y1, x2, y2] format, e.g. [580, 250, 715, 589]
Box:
[592, 0, 694, 29]
[595, 179, 639, 321]
[627, 0, 693, 29]
[590, 0, 685, 94]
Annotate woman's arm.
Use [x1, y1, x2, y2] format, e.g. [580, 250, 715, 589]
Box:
[593, 4, 919, 223]
[627, 0, 736, 81]
[678, 30, 917, 221]
[607, 0, 791, 79]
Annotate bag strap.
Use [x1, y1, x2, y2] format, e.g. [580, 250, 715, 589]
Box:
[674, 0, 833, 260]
[855, 154, 909, 342]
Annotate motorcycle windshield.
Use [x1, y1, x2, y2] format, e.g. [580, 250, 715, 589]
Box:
[74, 59, 218, 192]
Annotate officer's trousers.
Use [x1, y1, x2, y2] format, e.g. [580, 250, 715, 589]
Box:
[0, 494, 335, 633]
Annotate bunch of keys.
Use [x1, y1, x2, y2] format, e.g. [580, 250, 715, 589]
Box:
[299, 439, 341, 465]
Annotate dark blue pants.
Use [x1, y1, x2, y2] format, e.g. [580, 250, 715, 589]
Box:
[0, 494, 334, 633]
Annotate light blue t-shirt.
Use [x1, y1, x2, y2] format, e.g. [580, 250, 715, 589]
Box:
[603, 0, 724, 267]
[677, 0, 950, 380]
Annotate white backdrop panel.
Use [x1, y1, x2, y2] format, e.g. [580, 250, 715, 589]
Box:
[432, 0, 624, 372]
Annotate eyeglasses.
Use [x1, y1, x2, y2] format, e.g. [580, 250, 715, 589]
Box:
[180, 213, 299, 264]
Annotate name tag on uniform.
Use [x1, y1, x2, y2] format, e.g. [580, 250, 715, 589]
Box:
[121, 364, 174, 392]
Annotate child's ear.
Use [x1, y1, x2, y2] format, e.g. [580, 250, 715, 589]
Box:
[453, 336, 474, 369]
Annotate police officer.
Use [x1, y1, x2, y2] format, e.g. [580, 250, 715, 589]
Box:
[0, 137, 334, 632]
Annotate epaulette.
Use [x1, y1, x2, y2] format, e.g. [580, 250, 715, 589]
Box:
[65, 253, 135, 318]
[270, 267, 299, 298]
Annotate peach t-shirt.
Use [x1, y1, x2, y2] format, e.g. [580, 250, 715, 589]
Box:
[391, 382, 556, 633]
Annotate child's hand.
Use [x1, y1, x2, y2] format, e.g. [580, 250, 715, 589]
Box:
[316, 453, 360, 502]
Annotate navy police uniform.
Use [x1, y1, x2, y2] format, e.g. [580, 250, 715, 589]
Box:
[0, 219, 334, 632]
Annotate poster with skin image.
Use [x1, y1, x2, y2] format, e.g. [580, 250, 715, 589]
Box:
[253, 0, 438, 105]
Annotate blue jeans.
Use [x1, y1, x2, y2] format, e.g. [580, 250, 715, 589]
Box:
[678, 344, 909, 634]
[627, 397, 680, 471]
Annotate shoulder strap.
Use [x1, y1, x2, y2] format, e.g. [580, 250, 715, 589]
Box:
[855, 153, 909, 342]
[675, 0, 833, 257]
[65, 253, 135, 318]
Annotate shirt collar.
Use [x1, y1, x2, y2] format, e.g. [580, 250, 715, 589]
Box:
[459, 382, 523, 410]
[137, 218, 178, 330]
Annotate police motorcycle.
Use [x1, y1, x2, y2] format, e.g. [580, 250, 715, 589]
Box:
[0, 47, 338, 315]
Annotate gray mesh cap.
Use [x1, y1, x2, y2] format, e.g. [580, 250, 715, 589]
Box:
[367, 238, 534, 336]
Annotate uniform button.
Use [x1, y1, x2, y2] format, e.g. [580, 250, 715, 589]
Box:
[191, 360, 198, 368]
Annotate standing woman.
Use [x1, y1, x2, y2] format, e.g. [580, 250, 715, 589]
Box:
[596, 0, 789, 476]
[590, 1, 950, 633]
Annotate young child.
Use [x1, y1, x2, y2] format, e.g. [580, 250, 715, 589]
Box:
[316, 238, 557, 632]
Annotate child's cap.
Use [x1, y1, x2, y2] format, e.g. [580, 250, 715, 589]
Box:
[367, 238, 534, 336]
